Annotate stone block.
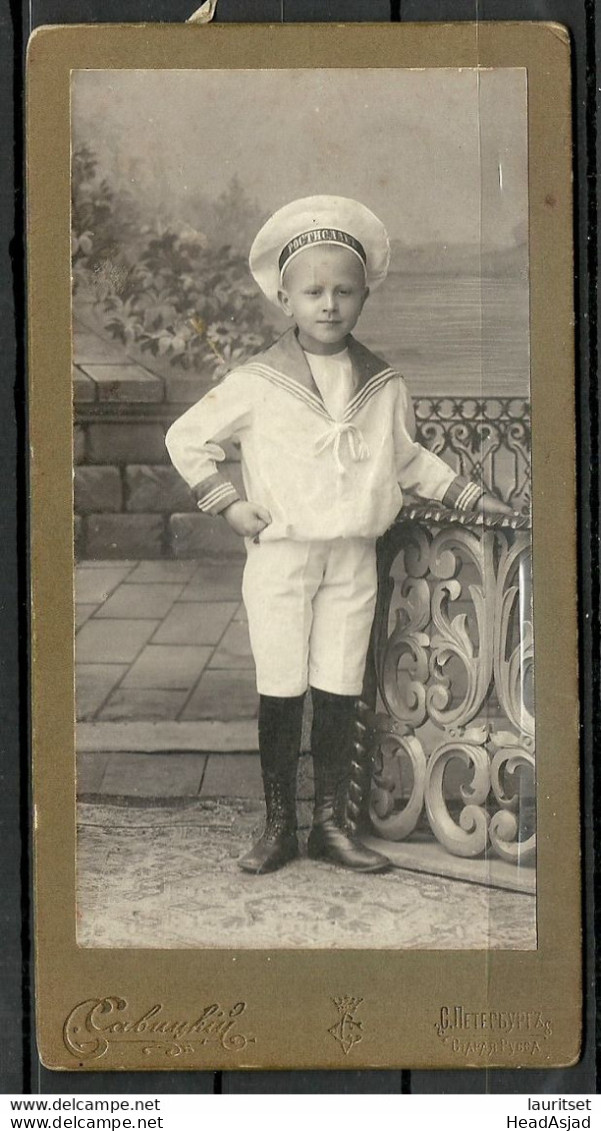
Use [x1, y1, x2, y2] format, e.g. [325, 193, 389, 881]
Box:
[75, 563, 135, 604]
[179, 562, 244, 602]
[182, 669, 258, 721]
[87, 422, 169, 464]
[76, 621, 158, 665]
[208, 621, 254, 669]
[154, 600, 237, 646]
[95, 582, 183, 620]
[100, 752, 207, 799]
[74, 425, 86, 464]
[162, 371, 208, 405]
[122, 644, 212, 690]
[73, 366, 96, 403]
[74, 466, 122, 514]
[75, 663, 129, 720]
[98, 688, 188, 722]
[75, 604, 97, 630]
[77, 751, 110, 795]
[125, 465, 195, 513]
[73, 330, 128, 365]
[200, 754, 262, 798]
[86, 514, 165, 559]
[74, 515, 83, 561]
[169, 513, 244, 559]
[78, 362, 164, 403]
[127, 560, 198, 583]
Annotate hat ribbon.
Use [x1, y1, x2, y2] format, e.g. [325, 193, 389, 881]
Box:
[314, 421, 370, 474]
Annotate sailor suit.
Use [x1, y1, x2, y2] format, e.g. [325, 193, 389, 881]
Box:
[166, 329, 478, 696]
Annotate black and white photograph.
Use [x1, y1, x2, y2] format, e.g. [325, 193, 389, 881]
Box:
[71, 65, 536, 952]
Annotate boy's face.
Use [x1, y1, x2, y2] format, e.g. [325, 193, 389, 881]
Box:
[277, 244, 369, 355]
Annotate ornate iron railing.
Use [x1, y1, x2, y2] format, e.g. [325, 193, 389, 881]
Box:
[413, 396, 531, 512]
[366, 398, 534, 870]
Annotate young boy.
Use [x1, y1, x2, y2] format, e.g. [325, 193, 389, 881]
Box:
[166, 196, 511, 876]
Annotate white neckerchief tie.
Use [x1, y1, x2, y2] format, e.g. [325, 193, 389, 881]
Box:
[305, 347, 370, 473]
[314, 421, 371, 474]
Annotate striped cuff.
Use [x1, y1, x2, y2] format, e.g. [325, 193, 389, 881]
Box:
[193, 472, 241, 516]
[442, 476, 484, 513]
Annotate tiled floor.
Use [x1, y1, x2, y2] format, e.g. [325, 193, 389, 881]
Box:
[75, 557, 536, 909]
[75, 559, 255, 724]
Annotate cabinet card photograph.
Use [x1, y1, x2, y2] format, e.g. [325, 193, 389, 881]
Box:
[29, 22, 580, 1069]
[71, 64, 534, 950]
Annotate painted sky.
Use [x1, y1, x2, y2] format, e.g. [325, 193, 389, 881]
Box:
[72, 68, 527, 248]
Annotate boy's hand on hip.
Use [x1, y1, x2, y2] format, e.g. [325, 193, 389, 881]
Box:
[222, 500, 272, 537]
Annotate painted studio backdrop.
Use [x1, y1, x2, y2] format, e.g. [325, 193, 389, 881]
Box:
[72, 68, 534, 949]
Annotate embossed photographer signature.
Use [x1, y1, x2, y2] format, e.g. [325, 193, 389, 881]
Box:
[64, 997, 255, 1061]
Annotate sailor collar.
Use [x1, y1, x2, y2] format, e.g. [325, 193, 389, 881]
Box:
[241, 327, 397, 423]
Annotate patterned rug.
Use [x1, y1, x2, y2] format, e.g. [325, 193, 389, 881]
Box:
[77, 799, 536, 950]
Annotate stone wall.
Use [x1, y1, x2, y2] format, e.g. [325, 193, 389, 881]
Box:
[73, 313, 244, 560]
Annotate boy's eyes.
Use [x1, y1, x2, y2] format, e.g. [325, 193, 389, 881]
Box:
[302, 287, 353, 296]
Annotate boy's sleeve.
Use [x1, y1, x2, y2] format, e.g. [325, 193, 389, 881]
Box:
[165, 371, 251, 516]
[394, 379, 483, 511]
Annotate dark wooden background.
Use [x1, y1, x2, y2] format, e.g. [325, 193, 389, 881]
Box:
[5, 0, 598, 1095]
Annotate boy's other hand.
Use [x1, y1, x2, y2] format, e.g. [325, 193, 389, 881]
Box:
[479, 494, 515, 518]
[222, 500, 272, 537]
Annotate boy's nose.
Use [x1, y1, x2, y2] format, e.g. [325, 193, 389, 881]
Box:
[322, 292, 338, 311]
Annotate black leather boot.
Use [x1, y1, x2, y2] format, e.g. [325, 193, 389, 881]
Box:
[238, 693, 304, 875]
[307, 688, 390, 873]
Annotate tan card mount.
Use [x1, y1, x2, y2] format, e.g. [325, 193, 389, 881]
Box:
[27, 21, 579, 1070]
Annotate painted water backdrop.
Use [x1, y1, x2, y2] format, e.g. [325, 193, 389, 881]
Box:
[352, 272, 530, 398]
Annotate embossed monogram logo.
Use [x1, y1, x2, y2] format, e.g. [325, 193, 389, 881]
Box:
[328, 996, 363, 1055]
[63, 997, 255, 1061]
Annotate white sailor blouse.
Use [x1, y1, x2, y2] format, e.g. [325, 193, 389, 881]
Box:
[165, 328, 481, 543]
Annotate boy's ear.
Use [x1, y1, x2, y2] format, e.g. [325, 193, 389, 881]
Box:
[277, 289, 294, 317]
[361, 285, 370, 310]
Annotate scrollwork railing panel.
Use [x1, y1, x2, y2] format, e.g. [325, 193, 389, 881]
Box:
[423, 729, 492, 859]
[369, 731, 427, 842]
[368, 506, 535, 871]
[427, 527, 496, 730]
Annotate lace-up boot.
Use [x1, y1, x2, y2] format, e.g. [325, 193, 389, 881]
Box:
[307, 688, 390, 873]
[238, 693, 304, 874]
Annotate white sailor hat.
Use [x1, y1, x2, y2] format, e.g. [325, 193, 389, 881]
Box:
[249, 195, 390, 305]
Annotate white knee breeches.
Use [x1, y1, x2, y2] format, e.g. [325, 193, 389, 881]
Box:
[242, 537, 378, 697]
